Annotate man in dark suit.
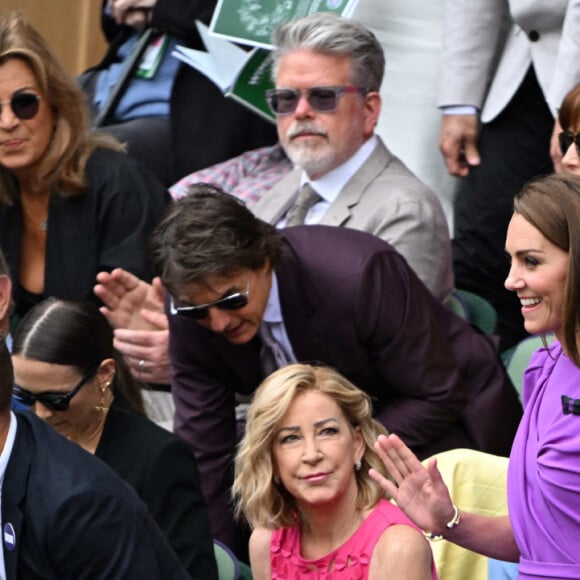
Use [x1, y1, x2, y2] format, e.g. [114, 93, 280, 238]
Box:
[151, 184, 522, 553]
[0, 340, 188, 579]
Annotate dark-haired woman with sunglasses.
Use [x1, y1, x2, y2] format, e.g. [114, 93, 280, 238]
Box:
[11, 297, 218, 579]
[558, 83, 580, 176]
[0, 12, 169, 324]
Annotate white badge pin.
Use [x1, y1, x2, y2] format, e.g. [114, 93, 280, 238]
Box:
[3, 523, 15, 551]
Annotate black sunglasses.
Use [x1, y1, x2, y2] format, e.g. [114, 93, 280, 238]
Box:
[558, 131, 580, 156]
[12, 365, 99, 412]
[170, 279, 250, 320]
[0, 92, 41, 121]
[265, 86, 369, 116]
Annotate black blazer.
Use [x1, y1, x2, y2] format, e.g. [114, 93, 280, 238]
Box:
[95, 395, 217, 579]
[3, 412, 188, 579]
[0, 147, 170, 319]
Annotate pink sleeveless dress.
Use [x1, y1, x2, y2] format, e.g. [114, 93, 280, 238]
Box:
[270, 499, 438, 579]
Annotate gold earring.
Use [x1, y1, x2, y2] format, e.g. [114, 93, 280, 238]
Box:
[94, 381, 111, 414]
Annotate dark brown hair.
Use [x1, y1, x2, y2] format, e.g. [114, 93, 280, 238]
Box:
[151, 183, 285, 297]
[559, 84, 580, 132]
[12, 298, 144, 413]
[513, 174, 580, 365]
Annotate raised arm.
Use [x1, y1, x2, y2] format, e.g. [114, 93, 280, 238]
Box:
[95, 269, 171, 383]
[370, 434, 519, 562]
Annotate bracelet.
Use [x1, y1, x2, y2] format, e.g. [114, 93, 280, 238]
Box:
[424, 504, 461, 541]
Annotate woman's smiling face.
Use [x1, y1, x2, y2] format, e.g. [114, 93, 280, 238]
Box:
[504, 213, 569, 341]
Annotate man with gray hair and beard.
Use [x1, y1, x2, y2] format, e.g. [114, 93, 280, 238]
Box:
[253, 12, 453, 303]
[94, 13, 454, 386]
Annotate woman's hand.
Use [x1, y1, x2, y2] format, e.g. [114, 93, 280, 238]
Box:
[369, 433, 455, 535]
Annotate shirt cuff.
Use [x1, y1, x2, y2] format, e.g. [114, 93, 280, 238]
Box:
[441, 105, 478, 116]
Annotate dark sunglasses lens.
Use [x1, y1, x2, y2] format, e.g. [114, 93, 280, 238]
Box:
[308, 88, 339, 111]
[559, 133, 573, 156]
[11, 93, 40, 120]
[268, 90, 298, 114]
[39, 395, 69, 411]
[186, 307, 210, 320]
[218, 294, 248, 311]
[13, 387, 35, 406]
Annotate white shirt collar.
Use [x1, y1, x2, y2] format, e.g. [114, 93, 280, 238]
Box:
[0, 412, 17, 484]
[300, 135, 377, 203]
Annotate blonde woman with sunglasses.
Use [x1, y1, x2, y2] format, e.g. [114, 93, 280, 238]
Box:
[0, 12, 169, 324]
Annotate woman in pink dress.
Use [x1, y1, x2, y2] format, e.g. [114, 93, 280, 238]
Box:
[370, 173, 580, 580]
[233, 363, 437, 579]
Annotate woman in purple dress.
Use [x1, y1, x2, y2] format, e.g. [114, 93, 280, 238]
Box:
[370, 173, 580, 580]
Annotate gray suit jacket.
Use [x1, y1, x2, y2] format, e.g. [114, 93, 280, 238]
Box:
[438, 0, 580, 121]
[250, 137, 453, 302]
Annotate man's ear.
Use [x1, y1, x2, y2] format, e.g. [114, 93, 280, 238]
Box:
[363, 91, 382, 136]
[0, 275, 12, 328]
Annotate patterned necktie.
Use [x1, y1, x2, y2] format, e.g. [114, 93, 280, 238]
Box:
[285, 183, 322, 227]
[259, 323, 290, 376]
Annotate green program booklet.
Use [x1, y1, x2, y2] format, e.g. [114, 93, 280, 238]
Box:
[210, 0, 359, 49]
[172, 0, 359, 121]
[172, 22, 275, 123]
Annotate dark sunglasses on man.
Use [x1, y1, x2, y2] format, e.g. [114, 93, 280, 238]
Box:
[170, 279, 250, 320]
[12, 365, 99, 412]
[0, 92, 41, 121]
[265, 85, 369, 116]
[558, 131, 580, 156]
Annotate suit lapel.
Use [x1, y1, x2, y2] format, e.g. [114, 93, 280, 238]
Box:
[275, 239, 326, 362]
[252, 169, 302, 224]
[319, 139, 392, 226]
[2, 419, 28, 580]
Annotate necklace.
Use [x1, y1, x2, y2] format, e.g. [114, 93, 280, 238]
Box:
[21, 201, 49, 232]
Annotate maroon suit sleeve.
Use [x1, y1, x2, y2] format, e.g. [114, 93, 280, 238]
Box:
[352, 250, 470, 453]
[168, 313, 239, 549]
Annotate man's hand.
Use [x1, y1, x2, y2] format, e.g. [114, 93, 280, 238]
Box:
[114, 309, 171, 384]
[95, 269, 164, 331]
[550, 118, 564, 173]
[108, 0, 156, 29]
[95, 269, 170, 383]
[439, 114, 480, 176]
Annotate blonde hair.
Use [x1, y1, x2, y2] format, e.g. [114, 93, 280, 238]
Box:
[233, 364, 391, 530]
[0, 11, 122, 203]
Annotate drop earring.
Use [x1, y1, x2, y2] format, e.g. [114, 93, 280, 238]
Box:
[95, 381, 111, 414]
[354, 460, 362, 471]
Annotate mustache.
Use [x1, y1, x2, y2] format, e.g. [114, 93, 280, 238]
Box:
[286, 122, 328, 140]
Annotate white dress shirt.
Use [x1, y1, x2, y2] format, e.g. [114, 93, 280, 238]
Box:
[276, 135, 378, 227]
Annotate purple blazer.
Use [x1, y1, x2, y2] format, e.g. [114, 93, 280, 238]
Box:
[168, 226, 522, 549]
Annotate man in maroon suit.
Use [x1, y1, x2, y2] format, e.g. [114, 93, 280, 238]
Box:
[150, 184, 521, 554]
